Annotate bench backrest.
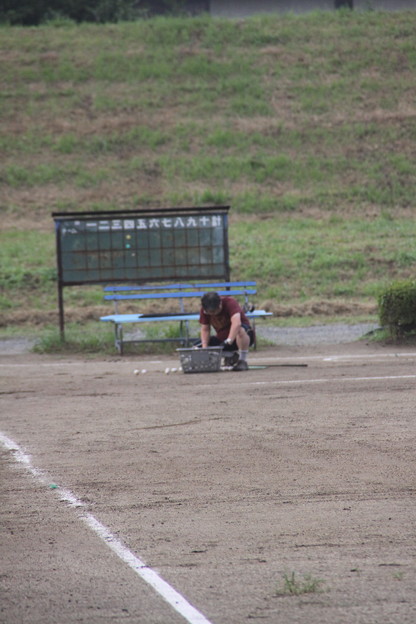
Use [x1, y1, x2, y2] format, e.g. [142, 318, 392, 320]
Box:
[104, 282, 257, 313]
[103, 281, 256, 293]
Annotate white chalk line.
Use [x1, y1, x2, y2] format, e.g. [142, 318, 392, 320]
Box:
[0, 432, 214, 624]
[253, 351, 416, 363]
[0, 359, 164, 368]
[201, 373, 416, 388]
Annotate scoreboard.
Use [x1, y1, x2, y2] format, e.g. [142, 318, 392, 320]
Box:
[53, 207, 230, 285]
[52, 206, 230, 334]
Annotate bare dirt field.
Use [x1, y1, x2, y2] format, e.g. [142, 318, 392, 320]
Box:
[1, 339, 415, 624]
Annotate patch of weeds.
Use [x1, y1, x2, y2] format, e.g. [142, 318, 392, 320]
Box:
[33, 326, 115, 355]
[235, 191, 301, 214]
[230, 93, 271, 116]
[165, 188, 205, 206]
[0, 267, 57, 290]
[275, 572, 327, 597]
[198, 188, 230, 205]
[0, 294, 14, 310]
[358, 326, 387, 342]
[142, 321, 199, 343]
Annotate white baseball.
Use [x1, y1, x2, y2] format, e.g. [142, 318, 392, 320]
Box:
[165, 367, 170, 374]
[141, 369, 147, 374]
[134, 369, 139, 375]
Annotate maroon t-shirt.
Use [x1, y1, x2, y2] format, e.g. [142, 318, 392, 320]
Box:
[199, 296, 251, 342]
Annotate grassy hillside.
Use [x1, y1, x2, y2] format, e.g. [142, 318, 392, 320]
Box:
[1, 10, 416, 335]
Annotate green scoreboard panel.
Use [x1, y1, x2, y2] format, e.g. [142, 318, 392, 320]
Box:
[53, 207, 230, 286]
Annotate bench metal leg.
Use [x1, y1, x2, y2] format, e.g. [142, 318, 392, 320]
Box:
[115, 324, 124, 355]
[179, 320, 188, 347]
[184, 319, 191, 347]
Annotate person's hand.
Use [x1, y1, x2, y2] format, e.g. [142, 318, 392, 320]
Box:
[220, 338, 234, 350]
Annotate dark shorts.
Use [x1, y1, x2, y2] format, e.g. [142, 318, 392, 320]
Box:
[208, 324, 255, 349]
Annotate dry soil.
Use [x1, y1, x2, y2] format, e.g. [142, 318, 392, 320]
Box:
[1, 338, 415, 624]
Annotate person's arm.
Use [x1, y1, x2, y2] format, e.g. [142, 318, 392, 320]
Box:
[201, 324, 210, 348]
[225, 312, 242, 344]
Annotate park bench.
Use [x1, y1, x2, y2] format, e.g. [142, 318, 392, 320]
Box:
[100, 281, 272, 354]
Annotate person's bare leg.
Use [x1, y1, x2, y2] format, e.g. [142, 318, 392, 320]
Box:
[236, 327, 250, 352]
[234, 327, 250, 370]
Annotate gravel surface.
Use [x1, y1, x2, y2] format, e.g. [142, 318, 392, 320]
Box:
[0, 323, 380, 355]
[256, 322, 379, 346]
[0, 337, 39, 355]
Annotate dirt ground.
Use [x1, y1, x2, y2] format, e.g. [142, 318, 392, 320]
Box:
[1, 340, 415, 624]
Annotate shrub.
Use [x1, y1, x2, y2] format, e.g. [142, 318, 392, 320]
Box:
[378, 280, 416, 337]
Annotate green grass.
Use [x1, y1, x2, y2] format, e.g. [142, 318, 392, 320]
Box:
[276, 572, 326, 596]
[2, 215, 414, 316]
[1, 11, 416, 339]
[230, 216, 416, 301]
[33, 324, 115, 355]
[32, 320, 200, 355]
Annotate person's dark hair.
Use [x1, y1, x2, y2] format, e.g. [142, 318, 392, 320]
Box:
[201, 291, 221, 312]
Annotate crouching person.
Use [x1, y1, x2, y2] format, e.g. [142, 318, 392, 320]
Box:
[199, 291, 254, 371]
